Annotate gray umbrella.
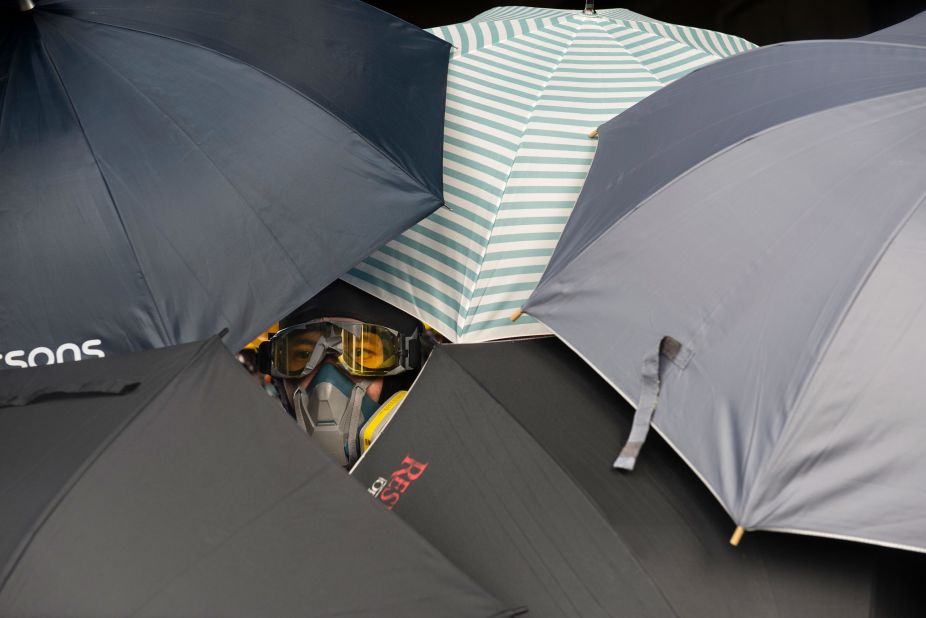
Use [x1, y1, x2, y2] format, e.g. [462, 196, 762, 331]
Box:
[522, 11, 926, 552]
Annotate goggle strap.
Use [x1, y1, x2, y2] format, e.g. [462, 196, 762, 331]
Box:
[402, 331, 421, 371]
[299, 333, 343, 378]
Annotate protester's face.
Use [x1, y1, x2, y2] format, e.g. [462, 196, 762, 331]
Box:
[281, 319, 383, 409]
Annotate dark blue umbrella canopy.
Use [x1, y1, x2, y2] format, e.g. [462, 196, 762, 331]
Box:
[524, 11, 926, 552]
[0, 0, 449, 364]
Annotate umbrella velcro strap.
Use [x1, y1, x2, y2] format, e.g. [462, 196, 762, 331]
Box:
[614, 337, 688, 470]
[0, 379, 138, 408]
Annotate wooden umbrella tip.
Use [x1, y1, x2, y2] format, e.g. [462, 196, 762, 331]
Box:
[511, 308, 524, 322]
[729, 526, 745, 546]
[588, 128, 599, 139]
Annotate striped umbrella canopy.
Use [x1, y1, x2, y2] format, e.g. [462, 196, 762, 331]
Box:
[344, 6, 754, 342]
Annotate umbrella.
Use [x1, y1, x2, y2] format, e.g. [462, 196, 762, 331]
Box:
[352, 337, 926, 617]
[343, 6, 753, 342]
[0, 337, 517, 617]
[522, 11, 926, 551]
[0, 0, 449, 361]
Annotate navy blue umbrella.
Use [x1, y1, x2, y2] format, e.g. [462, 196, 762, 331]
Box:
[0, 0, 449, 364]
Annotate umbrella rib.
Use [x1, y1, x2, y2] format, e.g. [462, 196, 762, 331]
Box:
[461, 17, 583, 337]
[126, 464, 333, 617]
[440, 345, 680, 614]
[597, 20, 712, 86]
[723, 97, 926, 515]
[0, 26, 23, 140]
[431, 13, 560, 57]
[39, 14, 310, 338]
[33, 24, 173, 347]
[744, 188, 926, 520]
[530, 84, 926, 313]
[526, 329, 741, 529]
[0, 338, 217, 594]
[49, 10, 446, 206]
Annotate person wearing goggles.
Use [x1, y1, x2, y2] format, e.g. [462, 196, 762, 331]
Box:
[258, 281, 427, 467]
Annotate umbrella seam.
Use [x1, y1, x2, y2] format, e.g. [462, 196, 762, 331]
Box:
[430, 15, 561, 57]
[684, 112, 926, 514]
[440, 343, 682, 615]
[593, 19, 688, 87]
[0, 338, 217, 595]
[0, 20, 24, 141]
[518, 330, 741, 528]
[350, 352, 529, 617]
[527, 83, 926, 316]
[431, 15, 574, 337]
[32, 17, 174, 347]
[461, 16, 591, 339]
[36, 13, 248, 344]
[126, 463, 333, 617]
[526, 45, 926, 300]
[435, 349, 656, 615]
[743, 189, 926, 523]
[45, 8, 448, 206]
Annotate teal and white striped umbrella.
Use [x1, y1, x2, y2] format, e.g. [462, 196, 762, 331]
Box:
[344, 6, 754, 342]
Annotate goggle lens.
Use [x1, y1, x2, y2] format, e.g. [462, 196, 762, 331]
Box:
[270, 321, 404, 378]
[340, 324, 399, 376]
[272, 324, 328, 378]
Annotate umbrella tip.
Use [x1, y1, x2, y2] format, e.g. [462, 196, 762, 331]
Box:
[583, 1, 596, 15]
[588, 128, 599, 139]
[511, 308, 524, 322]
[729, 526, 745, 546]
[19, 0, 35, 10]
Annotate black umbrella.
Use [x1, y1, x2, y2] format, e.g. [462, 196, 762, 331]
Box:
[352, 337, 926, 617]
[0, 0, 449, 362]
[0, 337, 517, 617]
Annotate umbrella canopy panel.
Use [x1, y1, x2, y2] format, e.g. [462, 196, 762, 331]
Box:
[352, 337, 926, 617]
[344, 6, 754, 342]
[0, 338, 514, 617]
[524, 12, 926, 551]
[0, 0, 449, 360]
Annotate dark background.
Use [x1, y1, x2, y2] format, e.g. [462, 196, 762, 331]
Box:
[367, 0, 926, 45]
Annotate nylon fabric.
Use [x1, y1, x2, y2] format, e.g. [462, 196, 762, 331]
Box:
[524, 11, 926, 552]
[0, 338, 514, 616]
[344, 7, 753, 342]
[353, 337, 926, 616]
[0, 0, 449, 358]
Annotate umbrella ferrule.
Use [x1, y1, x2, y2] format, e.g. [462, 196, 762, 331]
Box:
[19, 0, 34, 11]
[583, 1, 596, 15]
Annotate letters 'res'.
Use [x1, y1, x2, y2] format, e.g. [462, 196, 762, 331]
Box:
[378, 488, 401, 510]
[400, 455, 428, 480]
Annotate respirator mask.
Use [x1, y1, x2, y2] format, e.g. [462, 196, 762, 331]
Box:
[260, 317, 421, 465]
[292, 363, 380, 466]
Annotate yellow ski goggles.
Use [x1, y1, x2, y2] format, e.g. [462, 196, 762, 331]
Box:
[267, 319, 419, 379]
